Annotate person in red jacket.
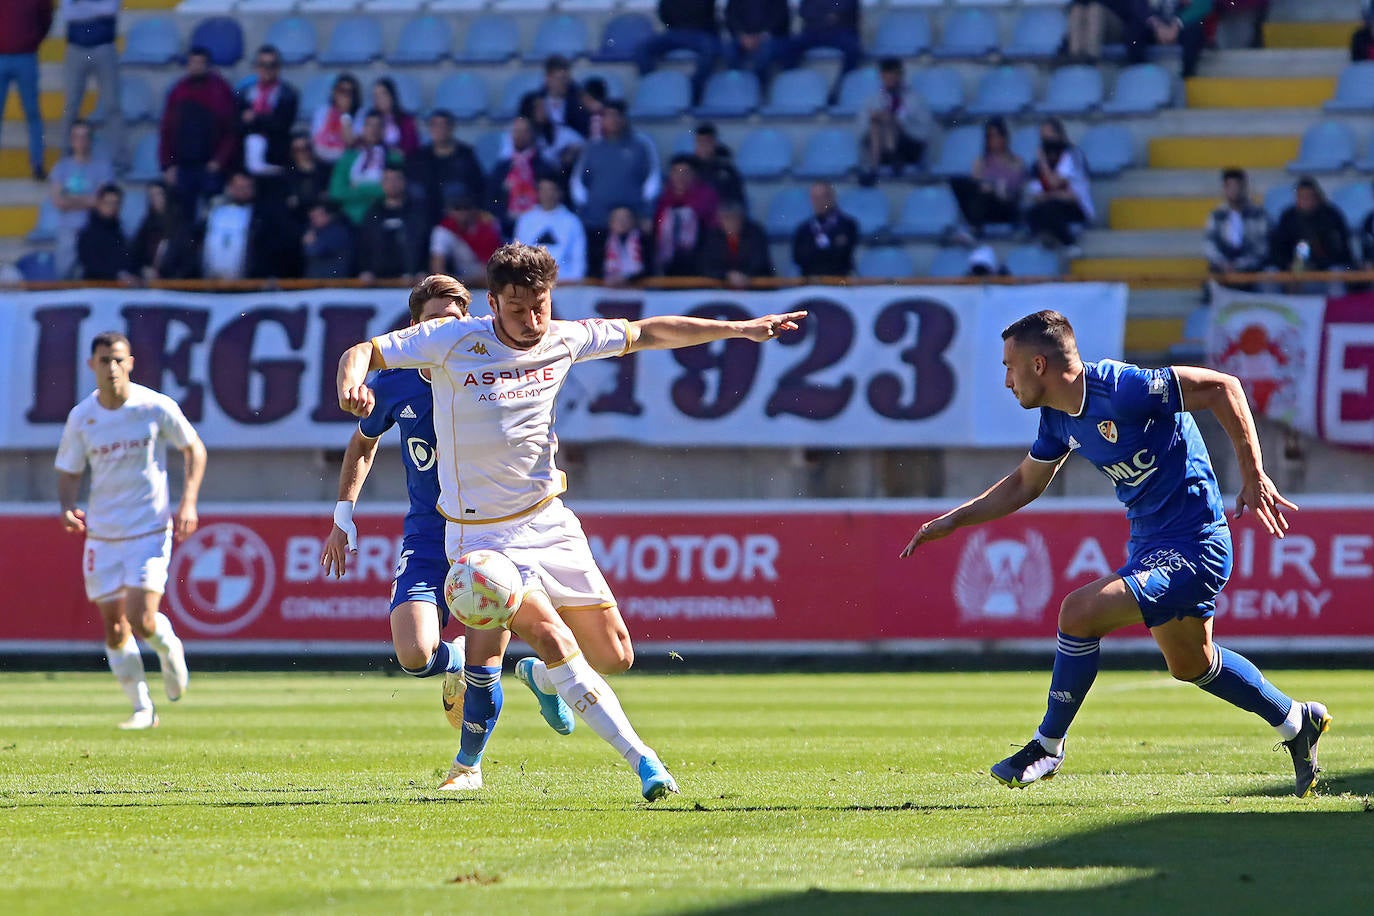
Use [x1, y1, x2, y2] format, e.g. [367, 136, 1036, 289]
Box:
[652, 154, 719, 276]
[159, 46, 239, 220]
[0, 0, 54, 180]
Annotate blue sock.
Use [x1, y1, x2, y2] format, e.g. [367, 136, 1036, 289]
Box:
[1190, 645, 1293, 727]
[1037, 632, 1102, 742]
[456, 665, 503, 768]
[399, 639, 463, 678]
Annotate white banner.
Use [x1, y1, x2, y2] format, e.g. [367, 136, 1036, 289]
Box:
[1, 284, 1126, 450]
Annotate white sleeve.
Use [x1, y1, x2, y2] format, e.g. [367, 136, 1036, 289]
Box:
[156, 397, 198, 450]
[562, 318, 632, 363]
[372, 316, 464, 370]
[54, 413, 87, 474]
[429, 224, 450, 258]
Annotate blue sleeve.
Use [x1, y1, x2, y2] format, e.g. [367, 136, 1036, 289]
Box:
[1112, 364, 1182, 422]
[358, 375, 396, 439]
[1028, 410, 1069, 463]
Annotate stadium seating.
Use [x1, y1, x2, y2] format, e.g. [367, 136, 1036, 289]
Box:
[1331, 181, 1374, 230]
[1287, 121, 1357, 173]
[892, 185, 960, 239]
[831, 67, 880, 118]
[15, 250, 58, 282]
[298, 72, 335, 121]
[593, 13, 654, 63]
[26, 200, 59, 244]
[856, 246, 915, 278]
[929, 125, 982, 178]
[910, 66, 964, 118]
[1010, 124, 1041, 165]
[630, 70, 691, 120]
[794, 128, 859, 180]
[494, 70, 544, 120]
[388, 15, 453, 66]
[736, 129, 793, 180]
[927, 246, 970, 278]
[837, 187, 891, 239]
[1003, 8, 1067, 60]
[458, 15, 521, 64]
[319, 16, 383, 66]
[1036, 66, 1104, 116]
[189, 17, 244, 67]
[1102, 63, 1172, 115]
[1078, 124, 1136, 177]
[128, 134, 162, 182]
[935, 10, 998, 59]
[526, 15, 592, 61]
[1004, 245, 1062, 277]
[869, 11, 933, 58]
[120, 189, 149, 239]
[1263, 184, 1296, 223]
[389, 72, 426, 114]
[92, 76, 159, 125]
[696, 71, 761, 119]
[765, 186, 811, 240]
[121, 17, 181, 66]
[760, 69, 829, 118]
[264, 17, 318, 65]
[1324, 62, 1374, 113]
[966, 67, 1035, 117]
[433, 72, 489, 120]
[473, 131, 505, 172]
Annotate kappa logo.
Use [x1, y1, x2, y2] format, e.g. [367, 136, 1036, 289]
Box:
[1067, 435, 1081, 450]
[1097, 420, 1118, 443]
[954, 529, 1053, 623]
[467, 342, 489, 356]
[399, 404, 417, 419]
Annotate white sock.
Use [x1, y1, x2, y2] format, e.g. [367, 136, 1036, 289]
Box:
[1034, 730, 1065, 757]
[143, 611, 179, 656]
[1275, 700, 1303, 741]
[546, 652, 654, 769]
[106, 639, 152, 712]
[528, 658, 555, 694]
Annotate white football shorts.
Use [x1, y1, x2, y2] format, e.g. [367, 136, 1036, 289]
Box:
[83, 529, 172, 601]
[444, 499, 616, 612]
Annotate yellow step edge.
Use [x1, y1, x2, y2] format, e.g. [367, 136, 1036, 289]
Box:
[1109, 196, 1215, 231]
[1125, 317, 1188, 352]
[0, 205, 39, 237]
[124, 0, 182, 8]
[1263, 21, 1360, 49]
[4, 91, 99, 122]
[1148, 135, 1300, 170]
[0, 149, 62, 178]
[1070, 257, 1207, 290]
[1185, 77, 1336, 109]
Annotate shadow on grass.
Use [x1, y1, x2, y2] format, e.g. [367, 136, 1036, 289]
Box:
[694, 781, 1374, 916]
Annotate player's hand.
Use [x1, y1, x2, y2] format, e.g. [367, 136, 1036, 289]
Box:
[321, 524, 355, 578]
[174, 502, 199, 542]
[339, 383, 375, 418]
[1235, 474, 1299, 538]
[899, 516, 958, 557]
[740, 311, 807, 343]
[60, 507, 86, 534]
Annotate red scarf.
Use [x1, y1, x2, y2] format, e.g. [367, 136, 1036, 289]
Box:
[604, 230, 643, 281]
[503, 148, 538, 218]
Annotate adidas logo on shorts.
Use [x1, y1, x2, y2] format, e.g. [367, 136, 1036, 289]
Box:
[399, 404, 417, 419]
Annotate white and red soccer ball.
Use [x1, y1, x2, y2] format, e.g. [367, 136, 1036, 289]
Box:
[443, 550, 524, 630]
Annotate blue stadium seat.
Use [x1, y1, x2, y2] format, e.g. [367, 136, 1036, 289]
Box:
[696, 70, 760, 118]
[91, 75, 157, 124]
[16, 250, 58, 282]
[388, 73, 426, 115]
[929, 125, 982, 178]
[592, 13, 654, 63]
[910, 66, 964, 118]
[760, 69, 828, 117]
[831, 67, 880, 117]
[1331, 181, 1374, 229]
[837, 187, 891, 239]
[389, 15, 452, 66]
[527, 15, 591, 61]
[927, 247, 971, 279]
[1325, 62, 1374, 113]
[1004, 8, 1067, 60]
[856, 246, 915, 279]
[1357, 134, 1374, 173]
[893, 185, 960, 239]
[765, 187, 811, 240]
[189, 17, 243, 67]
[433, 72, 489, 120]
[1004, 245, 1062, 278]
[1078, 124, 1135, 177]
[494, 70, 546, 120]
[794, 128, 859, 180]
[966, 67, 1034, 117]
[1263, 184, 1296, 224]
[459, 14, 520, 64]
[264, 17, 318, 66]
[1036, 65, 1103, 116]
[27, 199, 59, 244]
[299, 73, 335, 121]
[121, 16, 180, 66]
[474, 131, 505, 172]
[1287, 120, 1357, 173]
[869, 11, 933, 58]
[320, 16, 383, 66]
[735, 128, 792, 179]
[1102, 64, 1171, 115]
[128, 133, 161, 181]
[1010, 124, 1041, 165]
[935, 10, 998, 59]
[1167, 305, 1210, 364]
[120, 188, 148, 239]
[629, 70, 691, 120]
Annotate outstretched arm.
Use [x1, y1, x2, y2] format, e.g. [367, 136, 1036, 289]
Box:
[625, 310, 807, 353]
[337, 341, 385, 417]
[900, 454, 1065, 558]
[174, 435, 207, 542]
[322, 428, 383, 578]
[1173, 365, 1298, 537]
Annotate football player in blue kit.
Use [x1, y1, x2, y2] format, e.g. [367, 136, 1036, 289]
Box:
[321, 275, 507, 790]
[901, 310, 1330, 797]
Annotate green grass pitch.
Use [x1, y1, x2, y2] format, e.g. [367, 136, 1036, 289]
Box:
[2, 668, 1371, 915]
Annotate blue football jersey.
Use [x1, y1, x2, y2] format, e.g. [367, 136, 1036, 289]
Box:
[358, 369, 444, 545]
[1029, 359, 1226, 539]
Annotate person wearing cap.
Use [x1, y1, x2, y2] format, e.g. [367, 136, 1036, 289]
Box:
[430, 188, 504, 278]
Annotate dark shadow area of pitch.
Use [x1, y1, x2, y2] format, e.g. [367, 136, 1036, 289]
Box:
[692, 802, 1374, 916]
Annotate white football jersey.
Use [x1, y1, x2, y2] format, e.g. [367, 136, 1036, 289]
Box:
[54, 383, 198, 541]
[372, 313, 631, 524]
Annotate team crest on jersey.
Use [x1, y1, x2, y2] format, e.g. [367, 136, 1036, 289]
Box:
[954, 530, 1053, 623]
[467, 342, 489, 356]
[1097, 420, 1118, 443]
[406, 437, 437, 471]
[399, 404, 417, 419]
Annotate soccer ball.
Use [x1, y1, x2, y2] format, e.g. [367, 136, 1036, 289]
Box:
[444, 550, 525, 630]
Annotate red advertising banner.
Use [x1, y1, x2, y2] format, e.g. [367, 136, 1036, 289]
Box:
[4, 501, 1371, 652]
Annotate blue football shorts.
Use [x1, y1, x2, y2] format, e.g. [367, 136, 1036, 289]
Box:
[1118, 525, 1233, 629]
[390, 538, 451, 625]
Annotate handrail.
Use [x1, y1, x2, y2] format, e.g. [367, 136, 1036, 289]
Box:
[3, 270, 1369, 292]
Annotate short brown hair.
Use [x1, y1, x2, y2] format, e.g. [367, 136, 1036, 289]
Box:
[407, 274, 471, 322]
[1001, 310, 1078, 364]
[90, 331, 130, 355]
[486, 242, 558, 295]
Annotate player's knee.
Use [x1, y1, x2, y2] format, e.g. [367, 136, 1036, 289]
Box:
[1057, 591, 1097, 638]
[394, 643, 432, 672]
[523, 618, 576, 662]
[1165, 651, 1210, 682]
[593, 646, 634, 676]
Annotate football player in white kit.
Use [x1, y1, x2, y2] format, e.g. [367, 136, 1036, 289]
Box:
[338, 244, 805, 799]
[56, 332, 206, 730]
